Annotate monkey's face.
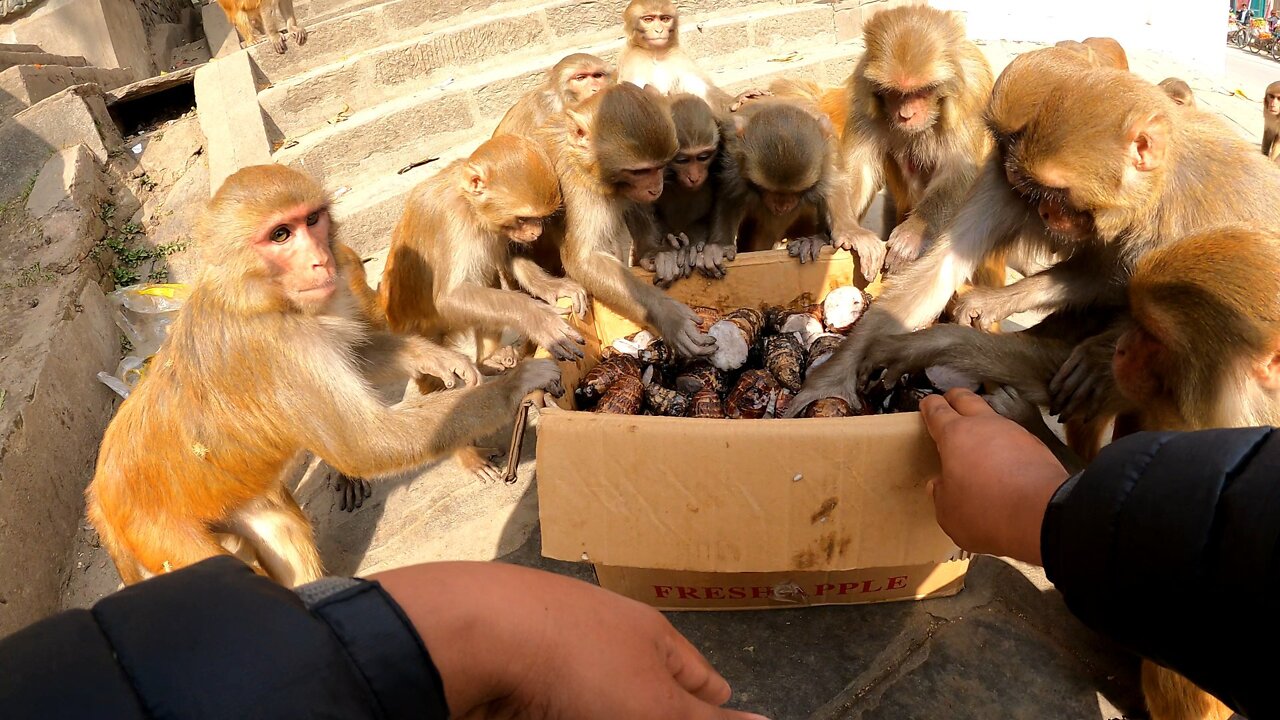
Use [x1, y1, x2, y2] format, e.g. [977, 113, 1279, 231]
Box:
[1004, 151, 1097, 243]
[1266, 90, 1280, 116]
[670, 144, 717, 190]
[565, 67, 612, 106]
[634, 10, 675, 48]
[878, 86, 940, 134]
[616, 165, 666, 203]
[504, 216, 546, 244]
[253, 205, 337, 311]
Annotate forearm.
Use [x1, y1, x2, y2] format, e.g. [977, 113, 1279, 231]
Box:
[437, 284, 546, 335]
[564, 250, 665, 326]
[1042, 427, 1280, 717]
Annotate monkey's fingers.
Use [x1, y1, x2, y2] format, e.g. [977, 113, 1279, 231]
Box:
[640, 256, 658, 272]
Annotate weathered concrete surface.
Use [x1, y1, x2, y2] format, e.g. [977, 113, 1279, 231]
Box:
[0, 0, 154, 81]
[0, 49, 88, 70]
[25, 145, 109, 266]
[0, 64, 133, 119]
[0, 84, 123, 202]
[201, 0, 240, 60]
[194, 50, 271, 195]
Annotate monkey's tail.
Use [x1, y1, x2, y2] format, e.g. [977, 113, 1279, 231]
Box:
[217, 0, 258, 42]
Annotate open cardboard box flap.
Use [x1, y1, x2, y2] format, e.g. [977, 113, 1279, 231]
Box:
[537, 248, 963, 583]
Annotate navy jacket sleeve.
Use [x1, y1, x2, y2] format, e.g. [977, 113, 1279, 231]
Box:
[0, 556, 449, 720]
[1041, 427, 1280, 719]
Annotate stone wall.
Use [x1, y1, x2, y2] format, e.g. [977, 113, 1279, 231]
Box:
[0, 0, 155, 80]
[133, 0, 192, 35]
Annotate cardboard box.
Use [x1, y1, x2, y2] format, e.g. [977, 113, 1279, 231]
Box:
[536, 248, 970, 611]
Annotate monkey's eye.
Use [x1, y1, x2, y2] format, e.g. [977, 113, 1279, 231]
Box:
[271, 226, 292, 243]
[696, 152, 715, 162]
[642, 14, 656, 21]
[592, 72, 606, 79]
[673, 155, 691, 165]
[660, 15, 672, 21]
[305, 211, 321, 226]
[574, 74, 589, 81]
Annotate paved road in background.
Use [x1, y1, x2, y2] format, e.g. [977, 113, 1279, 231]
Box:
[1226, 45, 1280, 97]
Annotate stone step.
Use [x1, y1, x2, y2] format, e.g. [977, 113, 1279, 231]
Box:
[248, 0, 768, 87]
[0, 50, 89, 71]
[0, 43, 44, 53]
[262, 0, 837, 140]
[325, 40, 864, 256]
[0, 65, 135, 119]
[270, 1, 843, 187]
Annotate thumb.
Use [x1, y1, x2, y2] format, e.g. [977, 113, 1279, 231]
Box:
[918, 393, 960, 440]
[680, 698, 771, 720]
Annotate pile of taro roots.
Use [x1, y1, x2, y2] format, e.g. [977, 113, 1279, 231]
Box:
[573, 287, 976, 418]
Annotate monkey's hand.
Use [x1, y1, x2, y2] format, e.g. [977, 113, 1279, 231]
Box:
[655, 301, 717, 358]
[984, 386, 1049, 433]
[507, 358, 565, 400]
[784, 339, 866, 417]
[410, 342, 483, 389]
[542, 278, 589, 319]
[787, 234, 829, 265]
[529, 304, 587, 362]
[832, 226, 886, 283]
[950, 287, 1019, 330]
[693, 241, 735, 279]
[290, 24, 308, 46]
[332, 473, 372, 513]
[729, 88, 772, 112]
[885, 217, 928, 273]
[1048, 333, 1119, 422]
[269, 31, 287, 54]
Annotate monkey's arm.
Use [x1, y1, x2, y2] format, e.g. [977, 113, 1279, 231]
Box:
[335, 243, 386, 329]
[298, 359, 561, 479]
[864, 324, 1073, 406]
[909, 150, 983, 239]
[827, 138, 889, 281]
[435, 280, 584, 361]
[951, 252, 1126, 328]
[1264, 126, 1277, 158]
[356, 332, 481, 388]
[709, 188, 750, 250]
[789, 171, 1033, 415]
[508, 255, 587, 317]
[562, 237, 712, 357]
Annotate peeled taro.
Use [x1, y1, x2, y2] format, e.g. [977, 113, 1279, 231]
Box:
[822, 286, 871, 333]
[708, 307, 764, 371]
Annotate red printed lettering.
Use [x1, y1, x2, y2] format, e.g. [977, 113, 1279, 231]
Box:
[676, 586, 700, 600]
[862, 579, 884, 593]
[653, 585, 673, 599]
[752, 586, 771, 598]
[838, 582, 859, 595]
[704, 587, 725, 600]
[886, 575, 908, 590]
[728, 587, 747, 599]
[814, 583, 836, 596]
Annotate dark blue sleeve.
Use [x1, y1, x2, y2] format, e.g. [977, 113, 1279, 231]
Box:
[0, 557, 449, 720]
[1041, 427, 1280, 719]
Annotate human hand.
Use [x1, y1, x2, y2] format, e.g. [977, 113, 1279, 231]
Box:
[919, 388, 1070, 565]
[373, 562, 769, 720]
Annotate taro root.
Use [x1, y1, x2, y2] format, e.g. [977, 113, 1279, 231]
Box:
[637, 338, 674, 365]
[803, 397, 853, 418]
[610, 330, 655, 357]
[689, 387, 725, 418]
[822, 286, 871, 333]
[675, 362, 725, 395]
[805, 333, 844, 374]
[642, 366, 690, 416]
[778, 313, 824, 348]
[725, 369, 779, 419]
[691, 306, 722, 333]
[764, 334, 804, 391]
[769, 388, 795, 418]
[708, 307, 765, 371]
[576, 354, 642, 403]
[595, 373, 644, 414]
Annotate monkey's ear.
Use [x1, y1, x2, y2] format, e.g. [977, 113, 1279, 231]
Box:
[1126, 113, 1169, 172]
[566, 109, 592, 149]
[732, 114, 749, 139]
[463, 162, 488, 198]
[815, 113, 836, 138]
[1255, 349, 1280, 391]
[642, 83, 664, 99]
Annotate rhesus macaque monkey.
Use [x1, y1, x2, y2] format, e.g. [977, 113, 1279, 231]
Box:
[790, 48, 1280, 422]
[537, 83, 715, 357]
[1262, 80, 1280, 161]
[616, 0, 737, 111]
[379, 135, 585, 481]
[86, 165, 564, 587]
[709, 94, 876, 279]
[837, 5, 995, 274]
[895, 229, 1280, 720]
[1158, 77, 1196, 107]
[217, 0, 305, 54]
[1055, 37, 1130, 70]
[494, 54, 613, 137]
[636, 93, 725, 285]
